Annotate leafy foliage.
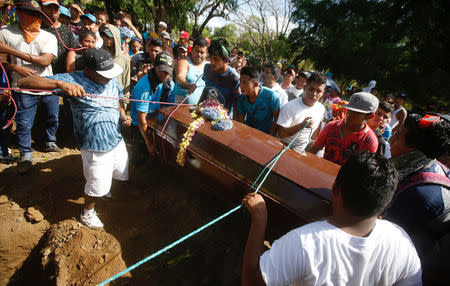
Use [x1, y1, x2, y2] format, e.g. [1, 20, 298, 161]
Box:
[212, 24, 238, 42]
[231, 0, 294, 63]
[189, 0, 239, 38]
[289, 0, 450, 109]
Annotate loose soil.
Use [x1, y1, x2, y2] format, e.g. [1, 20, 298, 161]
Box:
[0, 143, 288, 285]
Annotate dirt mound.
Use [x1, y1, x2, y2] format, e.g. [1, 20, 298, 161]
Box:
[0, 196, 50, 285]
[40, 219, 130, 285]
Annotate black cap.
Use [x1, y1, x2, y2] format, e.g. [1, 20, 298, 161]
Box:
[82, 48, 123, 79]
[16, 0, 41, 13]
[155, 51, 174, 74]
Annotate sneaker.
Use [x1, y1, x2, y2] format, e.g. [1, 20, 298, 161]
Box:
[18, 153, 33, 171]
[44, 142, 61, 152]
[80, 210, 104, 230]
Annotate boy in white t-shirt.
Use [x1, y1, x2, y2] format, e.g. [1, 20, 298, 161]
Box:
[277, 72, 326, 153]
[242, 151, 422, 286]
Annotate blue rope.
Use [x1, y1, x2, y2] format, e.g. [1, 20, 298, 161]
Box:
[98, 122, 310, 285]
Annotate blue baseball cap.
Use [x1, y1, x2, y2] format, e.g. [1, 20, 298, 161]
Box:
[59, 6, 71, 18]
[119, 26, 134, 38]
[81, 13, 97, 24]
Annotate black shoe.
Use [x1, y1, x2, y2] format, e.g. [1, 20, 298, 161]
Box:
[44, 142, 61, 152]
[0, 154, 18, 164]
[17, 159, 32, 174]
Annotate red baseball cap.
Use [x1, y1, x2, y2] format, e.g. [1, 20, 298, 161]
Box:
[179, 31, 189, 39]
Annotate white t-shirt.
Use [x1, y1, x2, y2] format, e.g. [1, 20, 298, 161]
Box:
[277, 97, 324, 152]
[389, 107, 406, 129]
[260, 220, 422, 286]
[286, 85, 303, 102]
[0, 25, 57, 94]
[270, 83, 288, 107]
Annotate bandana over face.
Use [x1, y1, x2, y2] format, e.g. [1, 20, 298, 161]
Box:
[17, 10, 42, 44]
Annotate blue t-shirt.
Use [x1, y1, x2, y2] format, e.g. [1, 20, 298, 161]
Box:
[130, 74, 175, 126]
[382, 124, 392, 141]
[47, 72, 123, 152]
[203, 64, 240, 112]
[237, 86, 280, 134]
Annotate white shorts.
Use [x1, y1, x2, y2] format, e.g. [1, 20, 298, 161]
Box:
[81, 140, 129, 197]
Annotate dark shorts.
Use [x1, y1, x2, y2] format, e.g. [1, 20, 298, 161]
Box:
[130, 124, 148, 166]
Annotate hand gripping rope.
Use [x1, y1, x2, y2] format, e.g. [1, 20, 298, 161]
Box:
[97, 121, 311, 285]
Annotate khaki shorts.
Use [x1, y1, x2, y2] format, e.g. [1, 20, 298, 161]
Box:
[81, 139, 129, 197]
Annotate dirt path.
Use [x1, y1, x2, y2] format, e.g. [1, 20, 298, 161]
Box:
[0, 146, 262, 285]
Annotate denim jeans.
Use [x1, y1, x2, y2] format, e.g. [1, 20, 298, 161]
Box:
[0, 103, 13, 156]
[13, 92, 59, 155]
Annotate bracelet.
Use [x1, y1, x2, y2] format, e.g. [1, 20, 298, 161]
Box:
[28, 53, 32, 62]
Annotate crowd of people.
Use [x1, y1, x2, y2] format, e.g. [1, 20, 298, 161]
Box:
[0, 0, 449, 285]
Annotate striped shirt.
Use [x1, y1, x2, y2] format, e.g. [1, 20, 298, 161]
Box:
[47, 71, 123, 152]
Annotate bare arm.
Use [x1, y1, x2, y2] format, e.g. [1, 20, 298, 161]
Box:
[66, 50, 76, 73]
[18, 75, 86, 97]
[233, 100, 238, 121]
[270, 108, 280, 136]
[118, 100, 131, 127]
[242, 193, 267, 286]
[311, 122, 322, 140]
[175, 59, 196, 94]
[5, 63, 37, 77]
[278, 117, 313, 139]
[237, 113, 245, 123]
[305, 142, 320, 155]
[137, 111, 155, 155]
[0, 42, 54, 66]
[122, 17, 143, 41]
[392, 109, 407, 134]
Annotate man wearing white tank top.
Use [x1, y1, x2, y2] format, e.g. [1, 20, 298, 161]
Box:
[173, 37, 208, 105]
[390, 93, 407, 134]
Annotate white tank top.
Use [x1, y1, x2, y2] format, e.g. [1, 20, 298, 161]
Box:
[390, 107, 404, 129]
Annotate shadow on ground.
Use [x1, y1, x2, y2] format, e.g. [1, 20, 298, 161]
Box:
[1, 154, 252, 285]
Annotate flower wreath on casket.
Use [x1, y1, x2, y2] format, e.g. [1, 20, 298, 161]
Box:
[176, 88, 233, 167]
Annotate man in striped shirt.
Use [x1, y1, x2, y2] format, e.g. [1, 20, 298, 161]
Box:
[18, 48, 130, 230]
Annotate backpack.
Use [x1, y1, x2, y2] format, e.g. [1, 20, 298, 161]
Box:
[397, 161, 450, 193]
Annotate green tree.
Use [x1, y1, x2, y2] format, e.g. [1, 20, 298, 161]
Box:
[231, 0, 294, 63]
[189, 0, 239, 38]
[212, 24, 238, 42]
[289, 0, 450, 108]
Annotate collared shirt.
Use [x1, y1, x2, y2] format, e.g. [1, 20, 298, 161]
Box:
[47, 71, 123, 152]
[130, 72, 175, 126]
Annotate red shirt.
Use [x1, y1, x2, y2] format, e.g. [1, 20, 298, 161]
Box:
[314, 119, 378, 165]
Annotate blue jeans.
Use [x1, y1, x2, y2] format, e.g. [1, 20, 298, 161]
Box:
[13, 92, 59, 155]
[0, 103, 13, 156]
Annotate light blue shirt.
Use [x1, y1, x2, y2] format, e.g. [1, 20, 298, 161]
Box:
[47, 71, 123, 152]
[173, 57, 205, 105]
[237, 86, 280, 134]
